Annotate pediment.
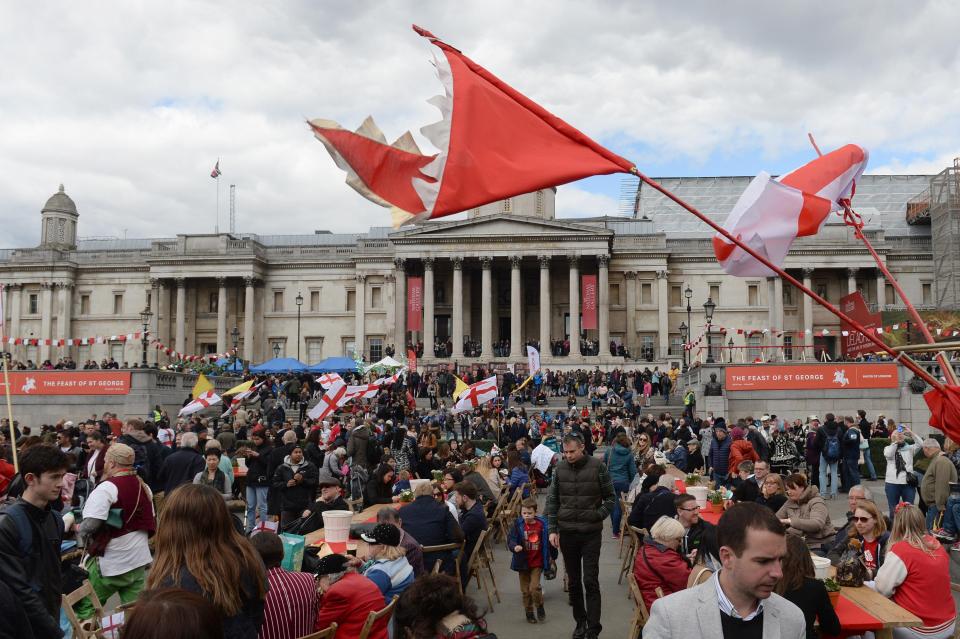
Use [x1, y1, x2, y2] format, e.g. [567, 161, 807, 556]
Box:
[391, 214, 613, 242]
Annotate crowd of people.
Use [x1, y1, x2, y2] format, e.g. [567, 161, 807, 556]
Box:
[1, 364, 959, 639]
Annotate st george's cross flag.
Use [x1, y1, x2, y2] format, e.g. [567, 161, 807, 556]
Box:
[221, 381, 264, 418]
[307, 380, 349, 422]
[452, 375, 499, 414]
[309, 25, 634, 228]
[210, 160, 222, 179]
[316, 372, 344, 389]
[713, 144, 868, 277]
[180, 390, 222, 416]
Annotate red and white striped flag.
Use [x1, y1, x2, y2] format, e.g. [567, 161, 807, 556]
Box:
[179, 390, 222, 416]
[210, 160, 222, 179]
[452, 375, 499, 414]
[713, 145, 868, 277]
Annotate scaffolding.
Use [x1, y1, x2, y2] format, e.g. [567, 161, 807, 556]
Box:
[929, 158, 960, 309]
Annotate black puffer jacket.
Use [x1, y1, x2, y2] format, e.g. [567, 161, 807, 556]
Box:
[546, 454, 615, 534]
[271, 458, 319, 513]
[0, 499, 64, 639]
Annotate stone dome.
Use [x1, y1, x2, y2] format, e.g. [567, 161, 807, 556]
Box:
[42, 184, 77, 216]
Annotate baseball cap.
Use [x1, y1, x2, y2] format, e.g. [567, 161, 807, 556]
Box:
[360, 523, 401, 546]
[314, 554, 351, 576]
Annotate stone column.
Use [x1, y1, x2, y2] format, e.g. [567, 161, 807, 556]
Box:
[847, 267, 859, 295]
[59, 283, 73, 360]
[243, 277, 255, 364]
[394, 258, 406, 351]
[175, 278, 186, 355]
[875, 270, 886, 309]
[384, 273, 396, 353]
[656, 270, 669, 360]
[422, 258, 434, 358]
[510, 256, 522, 358]
[150, 279, 160, 364]
[9, 285, 21, 359]
[624, 272, 637, 356]
[481, 256, 493, 358]
[598, 255, 610, 356]
[452, 257, 464, 358]
[802, 268, 814, 358]
[539, 256, 551, 354]
[355, 274, 366, 360]
[216, 277, 228, 354]
[40, 283, 53, 362]
[568, 256, 581, 357]
[773, 276, 784, 351]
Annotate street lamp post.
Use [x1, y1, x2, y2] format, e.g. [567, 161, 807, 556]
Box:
[679, 321, 688, 373]
[703, 297, 716, 363]
[684, 284, 693, 353]
[230, 326, 240, 370]
[295, 292, 304, 361]
[273, 342, 281, 359]
[139, 307, 153, 367]
[728, 338, 735, 363]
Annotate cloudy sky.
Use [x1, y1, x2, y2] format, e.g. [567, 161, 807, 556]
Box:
[2, 1, 959, 247]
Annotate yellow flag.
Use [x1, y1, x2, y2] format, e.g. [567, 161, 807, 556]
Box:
[191, 373, 214, 398]
[223, 379, 253, 396]
[453, 375, 470, 401]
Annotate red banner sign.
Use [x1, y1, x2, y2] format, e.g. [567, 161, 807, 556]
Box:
[841, 292, 882, 358]
[725, 363, 899, 391]
[407, 348, 417, 373]
[407, 276, 423, 332]
[581, 274, 597, 330]
[0, 371, 132, 395]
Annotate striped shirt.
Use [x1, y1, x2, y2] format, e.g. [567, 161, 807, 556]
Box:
[258, 567, 317, 639]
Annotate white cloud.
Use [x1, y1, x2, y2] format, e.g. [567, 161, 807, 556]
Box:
[0, 1, 958, 246]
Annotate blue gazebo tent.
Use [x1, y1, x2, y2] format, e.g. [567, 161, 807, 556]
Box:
[249, 357, 307, 373]
[307, 357, 359, 373]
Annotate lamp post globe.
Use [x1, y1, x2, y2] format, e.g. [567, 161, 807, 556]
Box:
[295, 292, 304, 361]
[273, 342, 281, 359]
[230, 326, 240, 370]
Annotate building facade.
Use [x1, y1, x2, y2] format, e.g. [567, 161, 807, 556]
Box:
[0, 173, 940, 370]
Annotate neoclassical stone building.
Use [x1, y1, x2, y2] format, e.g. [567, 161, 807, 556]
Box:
[0, 172, 940, 370]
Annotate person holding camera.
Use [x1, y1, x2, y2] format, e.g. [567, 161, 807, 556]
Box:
[883, 425, 924, 522]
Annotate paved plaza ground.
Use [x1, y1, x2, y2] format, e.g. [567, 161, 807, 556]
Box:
[478, 474, 960, 639]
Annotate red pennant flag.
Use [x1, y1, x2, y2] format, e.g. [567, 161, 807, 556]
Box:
[309, 25, 634, 226]
[407, 276, 423, 332]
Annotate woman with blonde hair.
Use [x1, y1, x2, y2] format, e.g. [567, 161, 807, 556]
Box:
[475, 453, 505, 499]
[146, 483, 267, 638]
[874, 504, 956, 638]
[632, 515, 690, 609]
[757, 473, 787, 513]
[359, 523, 414, 604]
[827, 499, 889, 577]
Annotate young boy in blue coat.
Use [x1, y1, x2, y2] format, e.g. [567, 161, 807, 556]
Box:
[508, 498, 556, 624]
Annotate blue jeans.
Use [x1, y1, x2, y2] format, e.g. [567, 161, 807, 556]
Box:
[819, 455, 839, 497]
[842, 458, 861, 491]
[862, 449, 878, 480]
[942, 495, 960, 534]
[611, 480, 630, 534]
[245, 485, 269, 531]
[884, 482, 916, 522]
[926, 506, 943, 532]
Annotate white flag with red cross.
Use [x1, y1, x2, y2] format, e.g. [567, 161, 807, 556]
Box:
[179, 390, 222, 416]
[452, 375, 499, 414]
[307, 380, 349, 421]
[316, 372, 344, 389]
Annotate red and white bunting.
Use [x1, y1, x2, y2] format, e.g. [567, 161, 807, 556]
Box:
[150, 339, 236, 363]
[2, 331, 143, 347]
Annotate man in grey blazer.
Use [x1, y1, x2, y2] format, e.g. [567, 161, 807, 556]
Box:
[644, 502, 805, 639]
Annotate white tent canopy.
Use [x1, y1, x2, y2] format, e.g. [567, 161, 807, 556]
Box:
[363, 355, 404, 372]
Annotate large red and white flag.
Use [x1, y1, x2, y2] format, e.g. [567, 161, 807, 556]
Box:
[452, 375, 499, 414]
[307, 380, 349, 421]
[713, 144, 868, 277]
[179, 390, 222, 416]
[316, 372, 344, 389]
[309, 25, 634, 227]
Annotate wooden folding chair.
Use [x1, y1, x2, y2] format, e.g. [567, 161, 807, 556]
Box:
[489, 493, 509, 542]
[465, 529, 497, 610]
[358, 595, 399, 639]
[423, 541, 466, 596]
[480, 528, 500, 601]
[618, 525, 643, 585]
[618, 496, 631, 556]
[62, 580, 106, 639]
[627, 573, 650, 639]
[297, 623, 338, 639]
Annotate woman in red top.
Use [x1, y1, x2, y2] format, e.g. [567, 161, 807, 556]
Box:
[632, 516, 690, 611]
[874, 504, 956, 638]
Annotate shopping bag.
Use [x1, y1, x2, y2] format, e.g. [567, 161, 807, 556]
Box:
[280, 533, 306, 571]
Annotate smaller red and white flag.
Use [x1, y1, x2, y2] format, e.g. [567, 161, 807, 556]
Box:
[220, 382, 264, 418]
[210, 160, 222, 179]
[316, 372, 344, 389]
[179, 390, 222, 416]
[452, 375, 499, 414]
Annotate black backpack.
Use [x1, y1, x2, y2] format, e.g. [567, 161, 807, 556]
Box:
[823, 428, 841, 463]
